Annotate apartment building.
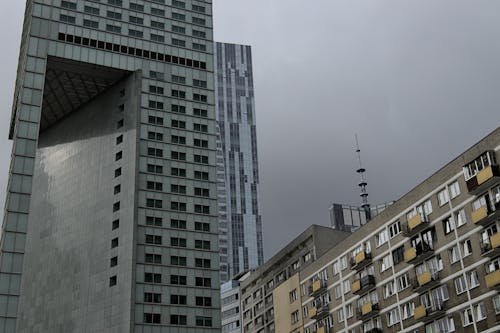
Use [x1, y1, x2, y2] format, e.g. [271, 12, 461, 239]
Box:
[244, 126, 500, 333]
[240, 226, 351, 333]
[295, 127, 500, 333]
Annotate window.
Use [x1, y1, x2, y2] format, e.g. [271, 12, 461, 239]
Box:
[195, 258, 211, 268]
[109, 275, 117, 286]
[463, 151, 496, 180]
[193, 93, 208, 102]
[172, 38, 186, 47]
[194, 204, 210, 214]
[171, 151, 186, 160]
[145, 253, 162, 264]
[449, 245, 460, 264]
[113, 202, 120, 212]
[111, 238, 119, 248]
[170, 184, 186, 194]
[151, 8, 165, 16]
[144, 292, 161, 303]
[493, 295, 500, 314]
[151, 20, 165, 29]
[83, 19, 99, 28]
[130, 2, 144, 11]
[194, 171, 209, 180]
[195, 222, 210, 232]
[193, 123, 208, 132]
[380, 254, 392, 272]
[170, 256, 187, 266]
[192, 30, 206, 38]
[462, 239, 472, 257]
[376, 229, 388, 247]
[334, 284, 342, 299]
[61, 1, 77, 9]
[170, 219, 186, 229]
[196, 316, 213, 327]
[144, 313, 161, 324]
[172, 12, 185, 21]
[449, 181, 460, 199]
[192, 4, 205, 13]
[196, 296, 212, 307]
[462, 307, 473, 326]
[401, 301, 414, 320]
[343, 280, 350, 294]
[455, 209, 467, 227]
[454, 275, 467, 295]
[468, 270, 480, 289]
[148, 116, 163, 125]
[195, 240, 210, 250]
[149, 85, 164, 94]
[193, 108, 208, 117]
[171, 168, 186, 177]
[384, 280, 395, 299]
[392, 246, 404, 265]
[147, 164, 163, 174]
[340, 256, 347, 270]
[332, 261, 340, 275]
[108, 0, 123, 6]
[346, 303, 354, 318]
[337, 308, 344, 322]
[170, 201, 186, 211]
[106, 24, 122, 33]
[474, 302, 486, 322]
[59, 14, 76, 23]
[172, 75, 186, 84]
[144, 272, 162, 283]
[303, 252, 312, 262]
[147, 147, 163, 157]
[193, 79, 207, 88]
[290, 310, 299, 324]
[171, 104, 186, 113]
[192, 17, 206, 26]
[194, 139, 209, 148]
[171, 119, 186, 129]
[171, 237, 187, 247]
[146, 198, 162, 208]
[437, 188, 449, 206]
[172, 0, 185, 8]
[107, 11, 122, 20]
[193, 43, 207, 51]
[397, 273, 410, 291]
[389, 220, 401, 238]
[84, 5, 100, 14]
[146, 216, 162, 226]
[112, 219, 120, 230]
[129, 16, 144, 25]
[194, 187, 209, 197]
[145, 235, 162, 245]
[386, 307, 400, 327]
[195, 277, 211, 287]
[170, 314, 187, 325]
[170, 294, 187, 305]
[194, 154, 209, 164]
[170, 274, 187, 285]
[148, 100, 164, 110]
[443, 216, 455, 235]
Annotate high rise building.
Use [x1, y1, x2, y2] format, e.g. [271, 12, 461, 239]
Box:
[0, 0, 220, 332]
[242, 127, 500, 333]
[214, 42, 263, 282]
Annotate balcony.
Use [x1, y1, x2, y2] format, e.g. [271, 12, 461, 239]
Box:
[309, 304, 329, 320]
[413, 271, 440, 294]
[418, 302, 447, 323]
[308, 279, 327, 297]
[316, 326, 333, 333]
[352, 275, 376, 295]
[350, 251, 372, 271]
[404, 213, 430, 237]
[404, 243, 434, 265]
[485, 270, 500, 288]
[481, 232, 500, 258]
[357, 302, 379, 320]
[471, 202, 500, 227]
[466, 164, 500, 195]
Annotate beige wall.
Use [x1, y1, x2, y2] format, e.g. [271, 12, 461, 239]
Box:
[273, 273, 303, 333]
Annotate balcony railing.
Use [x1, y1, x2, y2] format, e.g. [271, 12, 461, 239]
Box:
[357, 302, 379, 320]
[472, 202, 500, 227]
[350, 251, 372, 271]
[404, 242, 434, 264]
[413, 271, 440, 293]
[309, 304, 329, 320]
[481, 232, 500, 257]
[404, 213, 430, 236]
[308, 279, 327, 296]
[485, 269, 500, 288]
[414, 301, 447, 323]
[466, 164, 500, 194]
[352, 275, 376, 295]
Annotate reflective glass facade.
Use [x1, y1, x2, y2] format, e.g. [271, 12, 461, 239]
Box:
[214, 43, 263, 282]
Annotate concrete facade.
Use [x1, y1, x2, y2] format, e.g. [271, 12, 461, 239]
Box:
[0, 0, 220, 332]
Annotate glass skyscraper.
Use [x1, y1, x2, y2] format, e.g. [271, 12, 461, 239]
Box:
[214, 42, 264, 282]
[0, 0, 220, 332]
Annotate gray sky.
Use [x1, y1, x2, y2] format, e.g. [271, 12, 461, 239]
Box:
[1, 1, 499, 260]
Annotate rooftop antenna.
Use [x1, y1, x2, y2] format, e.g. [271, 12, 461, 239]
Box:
[355, 134, 371, 221]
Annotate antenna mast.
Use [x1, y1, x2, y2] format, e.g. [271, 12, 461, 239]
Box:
[355, 134, 371, 221]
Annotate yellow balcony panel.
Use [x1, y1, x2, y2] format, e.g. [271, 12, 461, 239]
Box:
[317, 327, 325, 333]
[417, 271, 432, 286]
[472, 206, 488, 224]
[355, 251, 366, 264]
[352, 280, 361, 293]
[485, 270, 500, 288]
[414, 305, 426, 320]
[361, 302, 372, 315]
[404, 247, 417, 262]
[477, 166, 494, 185]
[408, 214, 422, 231]
[312, 280, 322, 293]
[491, 233, 500, 249]
[308, 307, 317, 319]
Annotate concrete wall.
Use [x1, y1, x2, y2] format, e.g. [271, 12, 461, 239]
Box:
[16, 72, 140, 333]
[273, 273, 302, 333]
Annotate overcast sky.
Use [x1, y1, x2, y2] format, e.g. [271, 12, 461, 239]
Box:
[1, 1, 499, 259]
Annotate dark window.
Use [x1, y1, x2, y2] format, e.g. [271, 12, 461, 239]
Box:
[146, 216, 163, 226]
[111, 238, 119, 248]
[109, 275, 117, 286]
[195, 222, 210, 232]
[195, 296, 212, 307]
[195, 277, 211, 287]
[170, 274, 187, 285]
[170, 314, 187, 326]
[392, 246, 405, 265]
[170, 294, 187, 305]
[112, 219, 120, 230]
[110, 256, 118, 267]
[170, 219, 187, 229]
